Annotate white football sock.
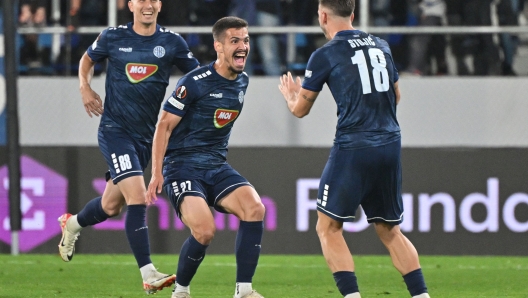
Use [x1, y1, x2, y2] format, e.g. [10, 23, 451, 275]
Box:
[66, 214, 83, 233]
[413, 293, 430, 298]
[174, 283, 190, 294]
[139, 263, 156, 280]
[344, 292, 361, 298]
[234, 282, 252, 298]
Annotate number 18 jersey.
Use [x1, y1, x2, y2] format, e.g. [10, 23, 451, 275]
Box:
[302, 30, 400, 149]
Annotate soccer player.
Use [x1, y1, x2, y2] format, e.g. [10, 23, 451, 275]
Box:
[146, 17, 265, 298]
[57, 0, 199, 294]
[278, 1, 431, 298]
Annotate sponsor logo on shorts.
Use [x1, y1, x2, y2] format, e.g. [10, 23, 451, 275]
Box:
[125, 63, 158, 83]
[214, 109, 239, 128]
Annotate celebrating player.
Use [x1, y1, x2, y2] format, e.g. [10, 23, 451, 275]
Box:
[278, 0, 431, 297]
[146, 17, 265, 298]
[57, 0, 199, 294]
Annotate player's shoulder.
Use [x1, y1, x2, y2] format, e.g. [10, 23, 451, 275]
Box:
[104, 23, 131, 36]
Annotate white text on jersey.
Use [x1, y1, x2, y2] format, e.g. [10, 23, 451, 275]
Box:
[348, 37, 376, 48]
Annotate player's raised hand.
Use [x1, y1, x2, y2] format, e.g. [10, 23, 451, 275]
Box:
[80, 85, 104, 118]
[146, 173, 164, 205]
[278, 71, 302, 102]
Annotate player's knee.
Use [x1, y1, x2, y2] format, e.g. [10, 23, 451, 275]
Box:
[244, 200, 265, 221]
[102, 201, 125, 217]
[192, 224, 216, 245]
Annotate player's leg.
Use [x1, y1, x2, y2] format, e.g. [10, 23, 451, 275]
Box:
[365, 139, 430, 298]
[316, 146, 368, 297]
[58, 175, 125, 262]
[374, 223, 429, 298]
[172, 195, 215, 298]
[115, 175, 175, 294]
[216, 168, 265, 298]
[316, 211, 359, 298]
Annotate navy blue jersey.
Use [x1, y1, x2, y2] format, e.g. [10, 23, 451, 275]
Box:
[302, 30, 400, 149]
[162, 62, 249, 169]
[87, 23, 199, 143]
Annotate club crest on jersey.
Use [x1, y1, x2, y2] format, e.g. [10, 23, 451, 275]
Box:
[153, 46, 166, 58]
[126, 63, 158, 83]
[214, 109, 239, 128]
[176, 86, 187, 99]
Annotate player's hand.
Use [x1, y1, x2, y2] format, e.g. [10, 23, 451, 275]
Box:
[278, 71, 302, 102]
[80, 85, 104, 118]
[146, 173, 164, 205]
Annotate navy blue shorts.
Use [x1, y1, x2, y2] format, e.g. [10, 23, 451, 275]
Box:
[98, 127, 151, 184]
[317, 140, 403, 224]
[163, 163, 252, 218]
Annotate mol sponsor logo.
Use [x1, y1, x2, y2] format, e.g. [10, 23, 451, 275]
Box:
[126, 63, 158, 83]
[214, 109, 239, 128]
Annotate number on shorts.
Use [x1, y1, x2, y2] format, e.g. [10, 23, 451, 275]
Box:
[118, 154, 132, 171]
[180, 181, 192, 192]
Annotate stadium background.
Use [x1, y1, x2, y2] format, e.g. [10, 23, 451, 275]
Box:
[0, 1, 527, 258]
[1, 77, 528, 256]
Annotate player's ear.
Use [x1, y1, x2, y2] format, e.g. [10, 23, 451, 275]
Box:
[128, 0, 133, 12]
[350, 12, 354, 24]
[214, 40, 223, 53]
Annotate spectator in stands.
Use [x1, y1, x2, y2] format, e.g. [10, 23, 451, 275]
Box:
[283, 0, 319, 75]
[497, 0, 524, 76]
[465, 0, 501, 75]
[19, 0, 51, 72]
[230, 0, 283, 75]
[187, 0, 230, 63]
[117, 0, 133, 25]
[404, 0, 448, 76]
[370, 0, 391, 41]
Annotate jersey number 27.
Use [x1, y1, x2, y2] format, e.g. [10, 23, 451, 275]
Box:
[351, 48, 389, 94]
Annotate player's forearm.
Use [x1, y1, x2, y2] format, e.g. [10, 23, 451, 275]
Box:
[151, 123, 172, 176]
[79, 52, 95, 90]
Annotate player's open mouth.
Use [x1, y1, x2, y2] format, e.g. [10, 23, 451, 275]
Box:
[142, 11, 153, 17]
[234, 52, 247, 66]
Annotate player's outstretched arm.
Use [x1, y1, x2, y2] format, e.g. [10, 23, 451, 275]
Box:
[279, 71, 319, 118]
[146, 111, 182, 205]
[79, 52, 103, 118]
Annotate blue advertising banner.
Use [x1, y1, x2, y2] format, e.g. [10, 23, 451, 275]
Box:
[0, 8, 6, 145]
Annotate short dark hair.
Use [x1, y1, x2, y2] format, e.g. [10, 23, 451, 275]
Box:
[319, 0, 355, 18]
[212, 16, 249, 42]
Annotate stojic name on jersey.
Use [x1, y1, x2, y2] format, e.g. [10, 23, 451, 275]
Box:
[348, 36, 376, 48]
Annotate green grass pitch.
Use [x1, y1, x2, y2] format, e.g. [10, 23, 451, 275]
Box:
[1, 254, 527, 297]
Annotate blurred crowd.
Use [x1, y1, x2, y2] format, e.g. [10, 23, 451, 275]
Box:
[10, 0, 528, 76]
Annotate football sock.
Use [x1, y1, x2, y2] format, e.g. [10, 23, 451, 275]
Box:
[66, 214, 83, 233]
[235, 221, 264, 283]
[333, 271, 359, 296]
[77, 196, 110, 227]
[125, 204, 152, 268]
[412, 294, 431, 298]
[403, 268, 428, 297]
[344, 293, 362, 298]
[174, 283, 190, 294]
[176, 235, 208, 287]
[234, 282, 252, 298]
[139, 263, 156, 280]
